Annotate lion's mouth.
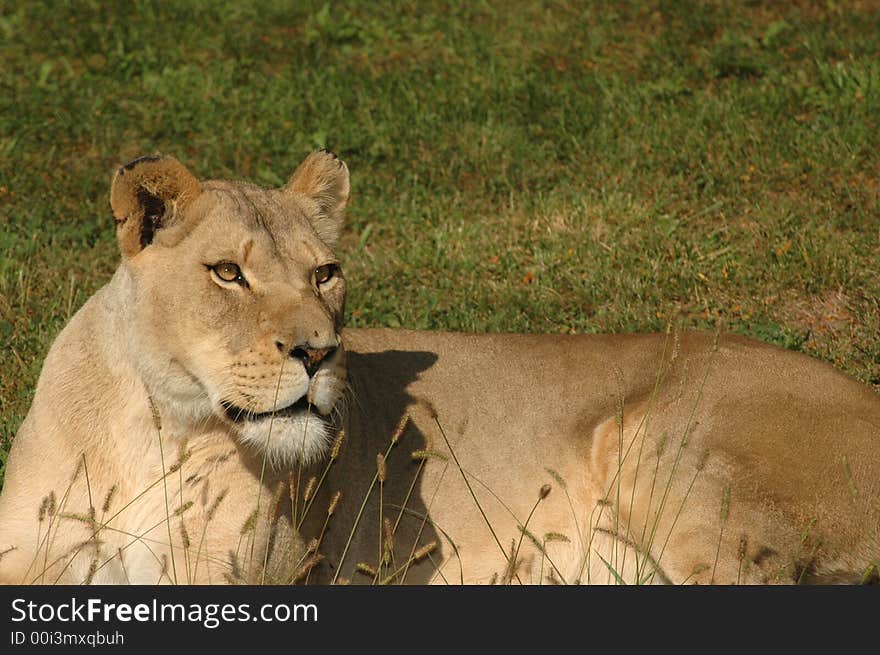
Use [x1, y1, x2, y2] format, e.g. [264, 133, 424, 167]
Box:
[220, 396, 316, 423]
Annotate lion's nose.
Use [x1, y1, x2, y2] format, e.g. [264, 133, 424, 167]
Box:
[279, 342, 336, 377]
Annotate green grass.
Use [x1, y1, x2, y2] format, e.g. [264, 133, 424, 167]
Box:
[2, 0, 880, 488]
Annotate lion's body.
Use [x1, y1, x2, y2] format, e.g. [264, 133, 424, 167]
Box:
[1, 152, 877, 585]
[313, 328, 880, 584]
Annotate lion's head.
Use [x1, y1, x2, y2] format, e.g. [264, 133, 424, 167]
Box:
[108, 150, 350, 465]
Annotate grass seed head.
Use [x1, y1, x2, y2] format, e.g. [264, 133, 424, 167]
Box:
[303, 476, 317, 503]
[376, 453, 387, 482]
[101, 485, 117, 514]
[330, 430, 345, 459]
[413, 541, 438, 561]
[147, 396, 162, 431]
[270, 479, 286, 522]
[391, 414, 409, 444]
[168, 442, 192, 473]
[327, 490, 341, 516]
[294, 554, 324, 583]
[543, 532, 570, 543]
[523, 527, 543, 550]
[411, 449, 448, 462]
[240, 508, 258, 535]
[544, 468, 568, 491]
[206, 489, 228, 522]
[83, 559, 98, 585]
[287, 471, 297, 503]
[71, 458, 84, 484]
[383, 517, 394, 555]
[356, 562, 377, 577]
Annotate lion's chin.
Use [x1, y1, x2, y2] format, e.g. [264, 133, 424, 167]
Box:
[235, 412, 333, 468]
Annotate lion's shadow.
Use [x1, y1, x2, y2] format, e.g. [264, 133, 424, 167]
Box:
[304, 349, 444, 584]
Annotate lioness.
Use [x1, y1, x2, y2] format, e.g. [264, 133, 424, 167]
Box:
[1, 151, 878, 585]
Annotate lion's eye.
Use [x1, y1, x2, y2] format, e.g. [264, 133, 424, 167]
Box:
[212, 262, 244, 283]
[315, 263, 337, 285]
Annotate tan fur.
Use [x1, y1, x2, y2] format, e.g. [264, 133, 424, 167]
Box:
[1, 152, 878, 585]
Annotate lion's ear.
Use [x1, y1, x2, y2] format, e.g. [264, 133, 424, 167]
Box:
[283, 149, 350, 247]
[110, 155, 201, 258]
